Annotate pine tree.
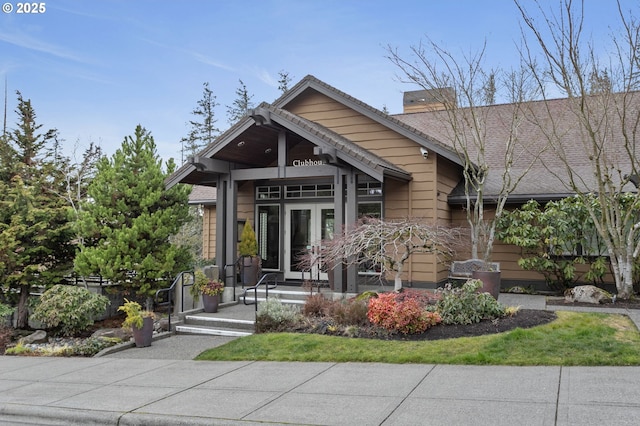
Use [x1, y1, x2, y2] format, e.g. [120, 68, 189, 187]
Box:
[277, 70, 293, 94]
[0, 92, 74, 328]
[74, 125, 192, 302]
[226, 79, 254, 125]
[181, 82, 219, 163]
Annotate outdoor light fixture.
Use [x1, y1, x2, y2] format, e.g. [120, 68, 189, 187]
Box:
[264, 148, 272, 154]
[237, 141, 245, 147]
[420, 147, 429, 159]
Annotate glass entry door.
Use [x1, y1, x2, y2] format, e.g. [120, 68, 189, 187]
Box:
[284, 204, 334, 280]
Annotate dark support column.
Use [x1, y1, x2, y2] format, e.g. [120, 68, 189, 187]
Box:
[225, 178, 238, 286]
[333, 171, 345, 293]
[346, 169, 358, 293]
[216, 176, 227, 273]
[278, 130, 286, 177]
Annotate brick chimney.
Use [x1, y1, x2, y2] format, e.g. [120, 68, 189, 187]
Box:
[403, 88, 455, 113]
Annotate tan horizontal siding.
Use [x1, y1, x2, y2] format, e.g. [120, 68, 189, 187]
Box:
[202, 206, 216, 261]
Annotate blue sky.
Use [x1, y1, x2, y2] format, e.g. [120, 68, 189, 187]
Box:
[0, 0, 635, 163]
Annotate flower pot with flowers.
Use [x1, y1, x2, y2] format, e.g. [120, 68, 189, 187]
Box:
[238, 219, 261, 287]
[190, 270, 225, 313]
[118, 299, 155, 347]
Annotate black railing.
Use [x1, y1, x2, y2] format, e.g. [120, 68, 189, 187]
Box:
[241, 273, 279, 312]
[154, 271, 195, 331]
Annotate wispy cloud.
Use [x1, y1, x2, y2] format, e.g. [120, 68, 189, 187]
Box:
[0, 30, 88, 64]
[141, 37, 236, 72]
[255, 68, 277, 88]
[190, 52, 236, 72]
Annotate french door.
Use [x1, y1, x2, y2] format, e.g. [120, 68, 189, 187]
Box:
[284, 204, 334, 280]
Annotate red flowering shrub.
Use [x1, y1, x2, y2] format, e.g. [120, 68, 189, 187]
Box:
[394, 289, 439, 308]
[367, 292, 441, 335]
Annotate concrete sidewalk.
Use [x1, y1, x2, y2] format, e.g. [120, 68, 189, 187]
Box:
[1, 357, 639, 425]
[1, 293, 640, 425]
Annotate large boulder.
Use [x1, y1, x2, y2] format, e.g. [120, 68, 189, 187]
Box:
[19, 330, 47, 345]
[564, 285, 612, 304]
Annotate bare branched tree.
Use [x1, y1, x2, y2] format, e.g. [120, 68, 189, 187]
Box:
[387, 39, 542, 265]
[516, 0, 640, 298]
[318, 217, 464, 291]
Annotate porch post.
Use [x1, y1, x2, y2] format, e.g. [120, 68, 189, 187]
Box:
[333, 171, 345, 293]
[225, 177, 238, 286]
[216, 176, 227, 271]
[345, 169, 358, 293]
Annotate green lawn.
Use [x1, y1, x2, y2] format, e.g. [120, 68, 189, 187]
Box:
[195, 311, 640, 365]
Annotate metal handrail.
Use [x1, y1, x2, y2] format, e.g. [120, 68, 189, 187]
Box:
[154, 271, 195, 331]
[224, 261, 239, 302]
[241, 273, 279, 312]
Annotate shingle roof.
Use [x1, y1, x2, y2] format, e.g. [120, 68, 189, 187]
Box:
[189, 185, 216, 204]
[395, 92, 640, 200]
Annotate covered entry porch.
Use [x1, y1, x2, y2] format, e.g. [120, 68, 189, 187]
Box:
[168, 104, 411, 294]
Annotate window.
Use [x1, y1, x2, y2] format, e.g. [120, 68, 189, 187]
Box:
[357, 181, 383, 197]
[256, 186, 281, 200]
[358, 202, 382, 219]
[257, 205, 280, 269]
[285, 184, 334, 199]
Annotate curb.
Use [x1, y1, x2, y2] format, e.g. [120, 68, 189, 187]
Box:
[93, 331, 174, 357]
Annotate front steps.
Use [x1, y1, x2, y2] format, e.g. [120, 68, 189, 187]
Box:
[175, 286, 313, 337]
[176, 316, 254, 337]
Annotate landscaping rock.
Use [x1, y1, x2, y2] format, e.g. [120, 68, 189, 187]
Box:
[19, 329, 47, 345]
[92, 327, 130, 340]
[156, 318, 170, 332]
[564, 285, 611, 304]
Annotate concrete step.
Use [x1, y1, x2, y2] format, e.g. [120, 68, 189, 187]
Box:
[175, 288, 311, 337]
[183, 315, 255, 331]
[177, 315, 255, 337]
[240, 288, 311, 305]
[175, 325, 253, 337]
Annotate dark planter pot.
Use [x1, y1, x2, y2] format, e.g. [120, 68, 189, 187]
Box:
[241, 256, 261, 287]
[202, 293, 220, 313]
[472, 270, 501, 299]
[132, 316, 154, 348]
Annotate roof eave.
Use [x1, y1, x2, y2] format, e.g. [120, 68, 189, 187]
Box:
[275, 75, 465, 167]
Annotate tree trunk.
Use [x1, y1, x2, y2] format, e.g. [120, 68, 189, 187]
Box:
[394, 273, 403, 291]
[16, 285, 30, 329]
[616, 258, 634, 299]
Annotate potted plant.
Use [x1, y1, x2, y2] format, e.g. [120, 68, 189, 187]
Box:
[238, 219, 261, 287]
[190, 271, 225, 313]
[471, 261, 501, 299]
[118, 298, 155, 348]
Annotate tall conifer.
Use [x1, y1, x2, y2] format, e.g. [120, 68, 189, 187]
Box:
[75, 125, 192, 301]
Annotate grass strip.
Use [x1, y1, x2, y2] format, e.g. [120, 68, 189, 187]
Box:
[195, 312, 640, 366]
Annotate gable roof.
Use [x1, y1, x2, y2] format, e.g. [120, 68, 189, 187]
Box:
[395, 93, 640, 201]
[274, 75, 464, 167]
[166, 100, 412, 188]
[255, 104, 411, 181]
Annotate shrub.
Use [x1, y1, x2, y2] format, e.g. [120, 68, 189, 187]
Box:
[0, 302, 14, 319]
[434, 280, 506, 325]
[256, 298, 300, 332]
[302, 293, 332, 317]
[395, 289, 438, 307]
[367, 292, 441, 335]
[32, 285, 110, 336]
[328, 299, 369, 326]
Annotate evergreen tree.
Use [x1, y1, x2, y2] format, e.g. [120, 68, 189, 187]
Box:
[277, 70, 293, 94]
[181, 82, 219, 163]
[0, 92, 74, 328]
[74, 125, 192, 302]
[226, 79, 254, 125]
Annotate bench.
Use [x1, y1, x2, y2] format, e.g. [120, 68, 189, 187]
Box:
[449, 259, 500, 281]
